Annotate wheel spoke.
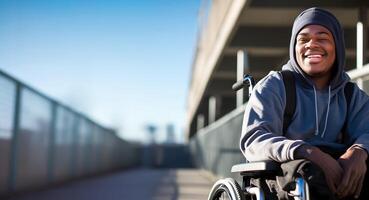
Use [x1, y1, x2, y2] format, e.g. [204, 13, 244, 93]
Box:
[220, 190, 230, 200]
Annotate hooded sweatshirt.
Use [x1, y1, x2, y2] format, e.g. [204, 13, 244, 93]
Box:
[240, 7, 369, 162]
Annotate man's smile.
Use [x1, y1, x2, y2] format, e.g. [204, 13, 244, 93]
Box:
[303, 51, 327, 64]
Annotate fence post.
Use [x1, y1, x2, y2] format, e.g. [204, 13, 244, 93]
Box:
[70, 115, 80, 177]
[237, 49, 249, 107]
[47, 102, 57, 183]
[8, 83, 22, 192]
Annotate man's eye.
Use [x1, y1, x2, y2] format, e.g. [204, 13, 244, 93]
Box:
[318, 38, 329, 42]
[297, 38, 309, 43]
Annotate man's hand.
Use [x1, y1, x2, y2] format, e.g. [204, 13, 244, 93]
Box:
[337, 146, 368, 199]
[294, 145, 343, 193]
[317, 153, 344, 194]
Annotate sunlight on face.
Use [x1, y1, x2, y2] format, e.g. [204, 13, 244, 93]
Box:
[295, 25, 336, 80]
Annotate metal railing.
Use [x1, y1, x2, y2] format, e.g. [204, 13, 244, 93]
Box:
[348, 63, 369, 92]
[189, 105, 245, 180]
[0, 69, 140, 195]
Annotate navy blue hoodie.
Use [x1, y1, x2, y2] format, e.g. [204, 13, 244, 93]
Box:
[240, 7, 369, 162]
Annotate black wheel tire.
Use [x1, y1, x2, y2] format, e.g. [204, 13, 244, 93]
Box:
[208, 178, 245, 200]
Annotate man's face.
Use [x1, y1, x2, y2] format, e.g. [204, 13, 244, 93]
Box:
[295, 25, 336, 79]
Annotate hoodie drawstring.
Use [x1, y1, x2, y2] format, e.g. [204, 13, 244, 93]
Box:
[313, 85, 331, 138]
[321, 86, 331, 138]
[313, 86, 319, 136]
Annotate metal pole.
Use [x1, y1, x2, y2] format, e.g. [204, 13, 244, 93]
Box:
[70, 116, 80, 177]
[197, 114, 205, 131]
[85, 123, 94, 174]
[357, 22, 363, 69]
[357, 7, 368, 89]
[47, 102, 57, 183]
[8, 83, 22, 191]
[237, 49, 249, 107]
[360, 7, 368, 64]
[208, 96, 216, 124]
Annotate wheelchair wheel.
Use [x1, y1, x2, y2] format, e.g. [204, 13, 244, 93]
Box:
[208, 178, 245, 200]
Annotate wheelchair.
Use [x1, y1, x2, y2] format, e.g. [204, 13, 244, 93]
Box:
[207, 160, 310, 200]
[207, 75, 310, 200]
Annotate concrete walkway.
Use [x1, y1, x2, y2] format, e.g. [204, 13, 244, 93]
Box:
[7, 169, 217, 200]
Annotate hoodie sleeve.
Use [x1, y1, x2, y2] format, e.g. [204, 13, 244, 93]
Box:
[240, 72, 306, 162]
[346, 84, 369, 154]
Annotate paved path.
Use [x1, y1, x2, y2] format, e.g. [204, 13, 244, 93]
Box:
[7, 169, 217, 200]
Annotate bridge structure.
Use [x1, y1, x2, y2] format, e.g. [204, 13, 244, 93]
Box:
[1, 1, 369, 200]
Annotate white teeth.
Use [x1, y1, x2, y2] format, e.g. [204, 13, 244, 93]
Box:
[306, 55, 322, 58]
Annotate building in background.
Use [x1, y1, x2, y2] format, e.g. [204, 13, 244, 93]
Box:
[166, 124, 176, 144]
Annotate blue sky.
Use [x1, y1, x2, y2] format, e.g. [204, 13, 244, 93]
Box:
[0, 0, 201, 143]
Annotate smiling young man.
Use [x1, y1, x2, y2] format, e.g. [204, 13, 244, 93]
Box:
[295, 25, 336, 89]
[240, 7, 369, 199]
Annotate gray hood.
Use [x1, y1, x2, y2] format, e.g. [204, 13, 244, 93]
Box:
[282, 7, 350, 92]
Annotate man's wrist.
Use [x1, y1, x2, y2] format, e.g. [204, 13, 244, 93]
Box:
[294, 144, 319, 160]
[351, 146, 368, 161]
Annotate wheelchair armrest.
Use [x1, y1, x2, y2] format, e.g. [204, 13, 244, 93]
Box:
[231, 161, 281, 177]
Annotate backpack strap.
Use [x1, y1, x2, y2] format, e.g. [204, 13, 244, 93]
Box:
[280, 71, 296, 135]
[341, 82, 354, 143]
